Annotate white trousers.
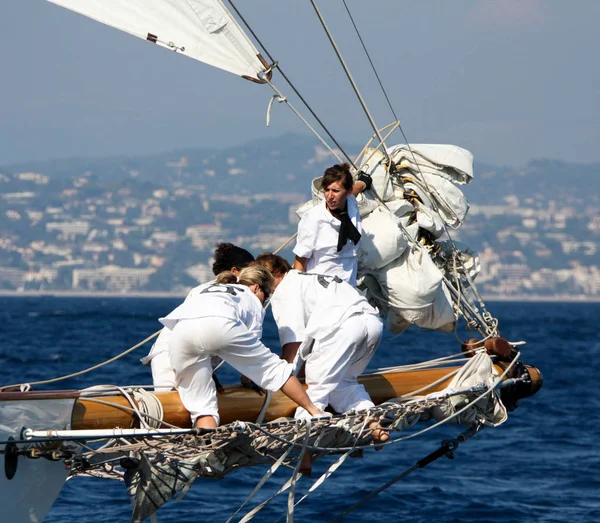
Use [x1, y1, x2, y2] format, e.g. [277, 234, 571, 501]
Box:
[170, 316, 292, 425]
[295, 313, 383, 419]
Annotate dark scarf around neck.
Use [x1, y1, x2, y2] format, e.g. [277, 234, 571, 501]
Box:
[330, 203, 361, 252]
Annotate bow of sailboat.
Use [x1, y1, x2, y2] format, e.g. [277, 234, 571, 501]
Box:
[0, 1, 546, 522]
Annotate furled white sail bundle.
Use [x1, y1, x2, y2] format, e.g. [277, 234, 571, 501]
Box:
[47, 0, 269, 81]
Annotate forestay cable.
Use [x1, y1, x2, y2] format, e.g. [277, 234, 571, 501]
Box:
[310, 0, 390, 162]
[342, 0, 400, 123]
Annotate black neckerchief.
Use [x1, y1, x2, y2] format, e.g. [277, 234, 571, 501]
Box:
[329, 202, 361, 252]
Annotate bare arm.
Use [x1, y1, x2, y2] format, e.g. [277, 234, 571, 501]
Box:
[352, 180, 367, 196]
[280, 375, 322, 416]
[281, 342, 301, 364]
[293, 256, 309, 272]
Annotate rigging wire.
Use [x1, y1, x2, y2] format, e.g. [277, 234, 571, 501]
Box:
[309, 0, 391, 163]
[341, 0, 400, 123]
[337, 1, 497, 333]
[226, 0, 355, 167]
[0, 329, 161, 391]
[334, 2, 493, 333]
[326, 423, 485, 522]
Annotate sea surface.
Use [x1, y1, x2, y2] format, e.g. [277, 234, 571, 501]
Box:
[0, 297, 598, 523]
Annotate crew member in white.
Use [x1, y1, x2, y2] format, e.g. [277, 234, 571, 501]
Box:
[160, 265, 324, 428]
[293, 163, 371, 286]
[257, 253, 384, 421]
[143, 243, 255, 391]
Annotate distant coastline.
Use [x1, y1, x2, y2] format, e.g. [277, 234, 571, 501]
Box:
[0, 289, 598, 303]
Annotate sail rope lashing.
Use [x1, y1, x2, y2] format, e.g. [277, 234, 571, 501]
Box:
[449, 249, 498, 343]
[132, 388, 164, 429]
[326, 422, 485, 522]
[226, 0, 355, 167]
[386, 150, 502, 338]
[351, 167, 493, 337]
[309, 0, 391, 164]
[319, 2, 500, 336]
[0, 329, 161, 392]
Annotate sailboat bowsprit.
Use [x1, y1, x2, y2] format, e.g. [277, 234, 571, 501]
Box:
[1, 1, 543, 522]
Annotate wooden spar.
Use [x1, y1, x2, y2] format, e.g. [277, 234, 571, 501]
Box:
[70, 363, 542, 430]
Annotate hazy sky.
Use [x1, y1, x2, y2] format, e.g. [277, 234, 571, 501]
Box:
[1, 0, 599, 167]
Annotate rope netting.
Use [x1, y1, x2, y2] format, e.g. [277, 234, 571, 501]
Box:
[54, 386, 494, 523]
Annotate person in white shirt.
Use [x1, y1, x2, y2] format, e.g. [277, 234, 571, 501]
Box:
[257, 253, 385, 425]
[161, 265, 324, 429]
[143, 243, 255, 391]
[293, 163, 371, 286]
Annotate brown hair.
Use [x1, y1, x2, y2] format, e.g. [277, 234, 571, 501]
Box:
[255, 253, 291, 278]
[322, 163, 353, 192]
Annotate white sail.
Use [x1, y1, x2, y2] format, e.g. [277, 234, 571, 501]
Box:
[48, 0, 269, 81]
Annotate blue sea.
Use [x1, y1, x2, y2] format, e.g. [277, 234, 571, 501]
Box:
[1, 297, 598, 523]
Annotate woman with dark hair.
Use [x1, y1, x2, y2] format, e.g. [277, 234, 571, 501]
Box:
[212, 242, 254, 276]
[162, 265, 324, 428]
[144, 242, 255, 391]
[293, 163, 371, 286]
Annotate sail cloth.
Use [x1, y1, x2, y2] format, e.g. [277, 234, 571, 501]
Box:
[387, 144, 474, 185]
[295, 143, 475, 334]
[47, 0, 269, 81]
[429, 351, 508, 427]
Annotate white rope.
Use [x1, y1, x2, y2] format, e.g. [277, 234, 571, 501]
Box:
[287, 419, 312, 523]
[238, 473, 302, 523]
[364, 350, 481, 374]
[0, 329, 161, 391]
[266, 93, 287, 127]
[274, 417, 371, 521]
[255, 390, 272, 425]
[226, 444, 295, 523]
[81, 392, 180, 429]
[132, 388, 164, 429]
